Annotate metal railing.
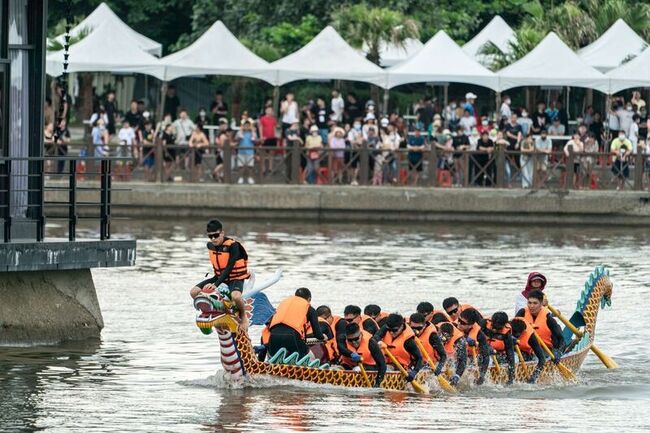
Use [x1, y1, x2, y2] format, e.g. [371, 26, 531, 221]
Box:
[45, 141, 650, 191]
[1, 156, 122, 243]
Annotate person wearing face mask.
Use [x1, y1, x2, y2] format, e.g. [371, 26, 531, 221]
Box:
[610, 131, 632, 190]
[616, 102, 635, 140]
[445, 100, 459, 130]
[517, 109, 533, 137]
[477, 116, 492, 135]
[499, 95, 512, 121]
[195, 107, 210, 128]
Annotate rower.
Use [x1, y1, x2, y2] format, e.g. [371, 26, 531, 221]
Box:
[442, 297, 483, 325]
[408, 313, 446, 376]
[431, 311, 451, 326]
[373, 313, 423, 382]
[437, 322, 467, 386]
[482, 311, 516, 385]
[309, 305, 340, 362]
[190, 219, 250, 332]
[515, 272, 547, 315]
[268, 288, 325, 358]
[364, 304, 389, 327]
[340, 322, 386, 387]
[515, 289, 566, 360]
[457, 308, 490, 385]
[416, 302, 435, 323]
[510, 317, 546, 383]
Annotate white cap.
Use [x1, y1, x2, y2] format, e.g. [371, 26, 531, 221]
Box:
[465, 92, 477, 100]
[380, 117, 389, 127]
[364, 113, 376, 121]
[143, 111, 151, 118]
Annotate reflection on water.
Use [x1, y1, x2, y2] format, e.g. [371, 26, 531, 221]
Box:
[1, 219, 649, 432]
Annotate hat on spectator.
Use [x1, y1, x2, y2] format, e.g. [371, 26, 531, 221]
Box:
[364, 113, 376, 121]
[143, 111, 151, 119]
[219, 117, 228, 124]
[310, 125, 318, 132]
[334, 126, 345, 135]
[465, 92, 477, 100]
[380, 117, 389, 127]
[433, 113, 442, 120]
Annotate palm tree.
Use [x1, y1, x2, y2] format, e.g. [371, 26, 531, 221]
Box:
[480, 24, 546, 71]
[584, 0, 650, 39]
[332, 4, 419, 66]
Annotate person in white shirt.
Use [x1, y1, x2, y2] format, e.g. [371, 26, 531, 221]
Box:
[499, 95, 512, 121]
[617, 103, 634, 139]
[281, 92, 299, 134]
[459, 109, 476, 135]
[172, 109, 195, 146]
[331, 90, 344, 123]
[117, 120, 136, 158]
[629, 114, 640, 153]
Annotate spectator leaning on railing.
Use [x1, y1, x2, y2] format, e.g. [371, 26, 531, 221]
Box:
[610, 131, 632, 190]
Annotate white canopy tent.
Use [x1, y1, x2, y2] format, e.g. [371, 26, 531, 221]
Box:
[497, 32, 610, 93]
[52, 2, 162, 56]
[46, 20, 164, 79]
[271, 26, 387, 87]
[158, 21, 275, 84]
[361, 38, 424, 67]
[463, 15, 515, 66]
[607, 45, 650, 93]
[578, 19, 647, 73]
[386, 31, 499, 90]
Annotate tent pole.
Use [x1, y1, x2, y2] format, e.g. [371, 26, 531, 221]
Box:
[444, 84, 448, 108]
[158, 80, 167, 122]
[383, 88, 389, 115]
[566, 86, 570, 122]
[272, 85, 280, 117]
[495, 91, 501, 117]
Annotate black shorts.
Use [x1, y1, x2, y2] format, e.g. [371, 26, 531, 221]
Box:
[226, 279, 244, 293]
[193, 149, 204, 165]
[263, 138, 278, 148]
[164, 147, 176, 162]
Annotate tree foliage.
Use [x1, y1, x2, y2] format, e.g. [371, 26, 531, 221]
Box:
[332, 4, 419, 65]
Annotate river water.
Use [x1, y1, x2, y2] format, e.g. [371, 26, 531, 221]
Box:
[1, 220, 649, 432]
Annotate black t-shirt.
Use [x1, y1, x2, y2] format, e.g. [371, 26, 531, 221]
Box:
[504, 122, 522, 149]
[105, 100, 117, 125]
[346, 102, 363, 124]
[532, 111, 550, 131]
[124, 110, 143, 131]
[313, 106, 331, 129]
[418, 103, 434, 127]
[164, 95, 181, 120]
[452, 134, 469, 157]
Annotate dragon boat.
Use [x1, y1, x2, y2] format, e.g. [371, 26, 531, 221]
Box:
[192, 266, 614, 393]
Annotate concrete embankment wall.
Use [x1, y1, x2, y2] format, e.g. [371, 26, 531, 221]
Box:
[56, 182, 650, 226]
[0, 269, 103, 345]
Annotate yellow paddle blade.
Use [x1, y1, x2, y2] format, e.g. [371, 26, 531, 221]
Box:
[358, 362, 373, 388]
[437, 375, 457, 394]
[557, 362, 577, 381]
[383, 348, 428, 395]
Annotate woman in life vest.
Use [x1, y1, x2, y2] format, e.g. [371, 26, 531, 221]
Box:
[456, 308, 490, 385]
[515, 289, 566, 361]
[437, 322, 467, 386]
[268, 288, 325, 358]
[511, 317, 547, 383]
[190, 219, 250, 331]
[372, 313, 423, 383]
[336, 305, 379, 361]
[408, 313, 447, 376]
[340, 322, 386, 387]
[515, 272, 547, 316]
[482, 311, 516, 385]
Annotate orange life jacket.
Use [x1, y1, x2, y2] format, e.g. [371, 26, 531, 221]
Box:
[269, 296, 310, 338]
[374, 311, 389, 326]
[382, 324, 416, 368]
[416, 323, 440, 362]
[305, 317, 339, 362]
[208, 238, 250, 282]
[354, 314, 378, 330]
[432, 309, 451, 321]
[512, 317, 535, 354]
[484, 320, 511, 352]
[438, 322, 465, 356]
[340, 330, 377, 368]
[523, 306, 554, 348]
[464, 323, 482, 355]
[454, 304, 483, 323]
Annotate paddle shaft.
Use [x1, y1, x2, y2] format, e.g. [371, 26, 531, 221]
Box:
[358, 362, 373, 388]
[383, 348, 427, 394]
[532, 331, 576, 380]
[515, 344, 531, 377]
[546, 303, 618, 369]
[413, 337, 456, 393]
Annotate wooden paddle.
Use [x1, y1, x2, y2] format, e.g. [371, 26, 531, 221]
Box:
[532, 331, 576, 381]
[491, 354, 502, 374]
[514, 344, 531, 378]
[358, 362, 373, 388]
[383, 347, 428, 394]
[546, 303, 618, 369]
[413, 337, 457, 394]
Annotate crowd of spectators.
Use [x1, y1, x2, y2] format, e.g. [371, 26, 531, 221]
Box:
[74, 84, 650, 190]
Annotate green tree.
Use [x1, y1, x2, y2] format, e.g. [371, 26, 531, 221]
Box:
[583, 0, 650, 39]
[332, 4, 419, 65]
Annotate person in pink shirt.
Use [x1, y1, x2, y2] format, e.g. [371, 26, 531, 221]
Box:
[259, 106, 278, 174]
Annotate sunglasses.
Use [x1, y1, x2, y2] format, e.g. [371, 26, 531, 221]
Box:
[346, 336, 361, 343]
[207, 232, 222, 239]
[410, 325, 424, 332]
[458, 320, 470, 326]
[345, 317, 356, 323]
[446, 307, 459, 316]
[388, 327, 401, 333]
